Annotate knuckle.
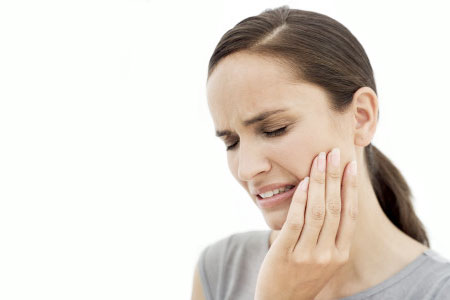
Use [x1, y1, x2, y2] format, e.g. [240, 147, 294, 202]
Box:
[326, 199, 341, 216]
[328, 170, 341, 181]
[349, 176, 358, 189]
[286, 221, 304, 232]
[313, 174, 326, 185]
[293, 251, 313, 264]
[315, 252, 332, 265]
[350, 205, 359, 220]
[311, 204, 325, 220]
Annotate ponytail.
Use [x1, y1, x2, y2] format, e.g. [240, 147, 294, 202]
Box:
[365, 143, 430, 246]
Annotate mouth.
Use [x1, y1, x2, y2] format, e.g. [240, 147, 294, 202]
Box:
[256, 185, 298, 209]
[256, 184, 296, 200]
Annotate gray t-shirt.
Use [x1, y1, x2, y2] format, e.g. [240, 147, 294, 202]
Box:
[197, 230, 450, 300]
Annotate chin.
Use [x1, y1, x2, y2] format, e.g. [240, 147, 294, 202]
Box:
[261, 207, 289, 230]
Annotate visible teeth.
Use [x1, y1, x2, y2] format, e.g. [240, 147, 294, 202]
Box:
[259, 185, 294, 199]
[262, 191, 274, 198]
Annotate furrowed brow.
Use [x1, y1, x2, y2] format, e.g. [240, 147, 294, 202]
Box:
[215, 109, 288, 138]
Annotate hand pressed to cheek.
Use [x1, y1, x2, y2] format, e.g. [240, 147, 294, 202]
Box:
[295, 151, 328, 252]
[335, 157, 358, 253]
[254, 147, 359, 300]
[295, 148, 358, 254]
[313, 148, 343, 251]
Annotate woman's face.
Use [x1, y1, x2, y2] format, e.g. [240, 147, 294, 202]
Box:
[206, 52, 356, 230]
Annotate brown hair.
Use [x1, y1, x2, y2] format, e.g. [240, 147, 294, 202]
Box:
[206, 5, 429, 247]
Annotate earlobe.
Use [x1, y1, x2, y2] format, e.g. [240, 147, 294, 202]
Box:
[352, 87, 378, 147]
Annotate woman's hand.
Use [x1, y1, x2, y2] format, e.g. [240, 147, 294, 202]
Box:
[254, 148, 358, 300]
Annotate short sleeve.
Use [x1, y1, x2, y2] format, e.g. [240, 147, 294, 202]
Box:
[195, 231, 269, 300]
[196, 235, 232, 300]
[197, 245, 213, 300]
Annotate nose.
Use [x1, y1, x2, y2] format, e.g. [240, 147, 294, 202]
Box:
[237, 139, 271, 181]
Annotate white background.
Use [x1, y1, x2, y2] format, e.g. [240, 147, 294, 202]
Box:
[0, 0, 449, 299]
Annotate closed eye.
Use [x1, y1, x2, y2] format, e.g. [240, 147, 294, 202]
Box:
[264, 126, 287, 137]
[226, 126, 288, 151]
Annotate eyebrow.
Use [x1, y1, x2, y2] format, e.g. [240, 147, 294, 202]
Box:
[215, 109, 288, 138]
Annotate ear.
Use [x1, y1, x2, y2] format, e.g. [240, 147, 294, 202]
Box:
[352, 86, 378, 147]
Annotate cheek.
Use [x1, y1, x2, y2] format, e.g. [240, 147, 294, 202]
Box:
[271, 128, 333, 176]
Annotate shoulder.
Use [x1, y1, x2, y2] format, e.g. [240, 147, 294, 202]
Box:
[196, 230, 270, 300]
[335, 248, 450, 300]
[420, 248, 450, 277]
[200, 229, 270, 261]
[421, 249, 450, 299]
[405, 248, 450, 299]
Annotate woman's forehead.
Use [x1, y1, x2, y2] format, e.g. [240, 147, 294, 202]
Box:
[207, 53, 296, 101]
[207, 75, 321, 120]
[206, 53, 330, 130]
[207, 83, 299, 130]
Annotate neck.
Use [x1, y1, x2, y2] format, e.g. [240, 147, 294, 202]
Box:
[314, 155, 428, 298]
[269, 154, 428, 299]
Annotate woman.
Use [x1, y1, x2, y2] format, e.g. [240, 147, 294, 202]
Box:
[192, 6, 450, 300]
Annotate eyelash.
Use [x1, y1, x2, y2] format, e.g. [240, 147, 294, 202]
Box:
[226, 126, 288, 151]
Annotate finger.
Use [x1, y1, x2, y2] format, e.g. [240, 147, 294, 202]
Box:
[296, 152, 326, 252]
[335, 160, 358, 253]
[276, 176, 309, 254]
[316, 148, 342, 250]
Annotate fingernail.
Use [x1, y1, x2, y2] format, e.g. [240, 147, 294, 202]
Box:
[300, 177, 309, 191]
[331, 148, 340, 167]
[318, 152, 326, 173]
[348, 160, 357, 175]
